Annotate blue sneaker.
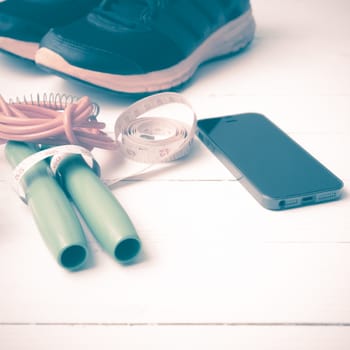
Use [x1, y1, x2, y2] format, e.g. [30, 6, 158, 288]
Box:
[0, 0, 101, 60]
[36, 0, 255, 93]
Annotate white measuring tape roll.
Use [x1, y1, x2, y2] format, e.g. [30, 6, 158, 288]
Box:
[12, 92, 197, 200]
[115, 91, 196, 164]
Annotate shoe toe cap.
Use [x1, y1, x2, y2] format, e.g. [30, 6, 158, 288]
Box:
[39, 27, 145, 75]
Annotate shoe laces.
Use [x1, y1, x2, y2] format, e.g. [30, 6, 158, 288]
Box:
[95, 0, 167, 29]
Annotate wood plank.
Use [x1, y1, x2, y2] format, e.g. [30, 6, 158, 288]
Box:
[1, 325, 350, 350]
[1, 180, 349, 324]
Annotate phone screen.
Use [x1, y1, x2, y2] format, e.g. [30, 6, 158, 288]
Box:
[197, 113, 343, 209]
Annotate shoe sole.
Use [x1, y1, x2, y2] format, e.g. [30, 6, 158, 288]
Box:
[35, 9, 255, 94]
[0, 37, 38, 60]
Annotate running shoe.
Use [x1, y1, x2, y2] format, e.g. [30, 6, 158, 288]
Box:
[0, 0, 101, 60]
[35, 0, 256, 93]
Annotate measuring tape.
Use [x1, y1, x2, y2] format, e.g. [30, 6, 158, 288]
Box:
[11, 92, 197, 200]
[115, 92, 196, 163]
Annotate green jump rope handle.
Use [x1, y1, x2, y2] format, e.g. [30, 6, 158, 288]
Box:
[5, 141, 88, 270]
[57, 154, 141, 263]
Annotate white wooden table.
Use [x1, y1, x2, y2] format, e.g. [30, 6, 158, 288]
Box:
[1, 0, 349, 348]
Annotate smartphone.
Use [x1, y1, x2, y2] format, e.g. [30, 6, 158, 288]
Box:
[196, 113, 344, 210]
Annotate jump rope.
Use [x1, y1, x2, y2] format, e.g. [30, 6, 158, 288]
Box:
[0, 92, 197, 270]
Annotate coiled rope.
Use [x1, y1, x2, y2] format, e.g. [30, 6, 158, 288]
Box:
[0, 94, 116, 150]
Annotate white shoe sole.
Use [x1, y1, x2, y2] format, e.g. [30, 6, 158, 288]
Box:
[0, 37, 38, 60]
[35, 9, 255, 93]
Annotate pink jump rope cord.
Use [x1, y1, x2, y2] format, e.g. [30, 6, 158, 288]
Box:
[0, 95, 117, 150]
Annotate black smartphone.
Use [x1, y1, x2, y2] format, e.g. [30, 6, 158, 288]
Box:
[196, 113, 344, 210]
